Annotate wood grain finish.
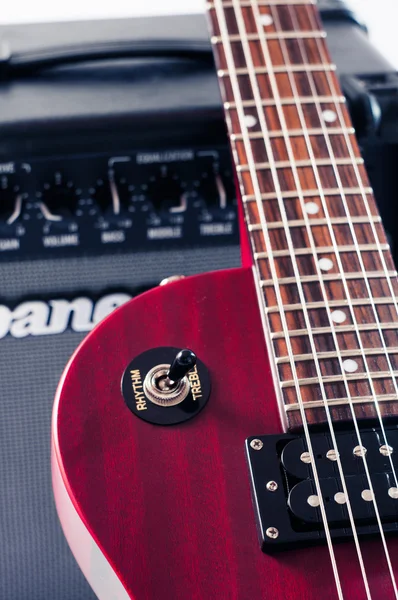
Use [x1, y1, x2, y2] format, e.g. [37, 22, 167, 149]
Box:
[53, 269, 398, 599]
[206, 0, 398, 429]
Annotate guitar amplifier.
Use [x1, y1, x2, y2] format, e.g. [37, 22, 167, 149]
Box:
[0, 3, 397, 599]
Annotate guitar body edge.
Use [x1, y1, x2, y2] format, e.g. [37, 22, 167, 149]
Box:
[52, 267, 398, 600]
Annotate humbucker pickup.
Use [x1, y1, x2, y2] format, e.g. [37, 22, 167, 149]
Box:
[246, 428, 398, 552]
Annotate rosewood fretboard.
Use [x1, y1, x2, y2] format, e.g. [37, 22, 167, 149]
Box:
[206, 0, 398, 430]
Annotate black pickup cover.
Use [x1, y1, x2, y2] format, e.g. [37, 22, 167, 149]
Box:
[246, 428, 398, 552]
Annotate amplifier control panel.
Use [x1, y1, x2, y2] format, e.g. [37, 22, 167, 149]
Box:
[0, 147, 238, 260]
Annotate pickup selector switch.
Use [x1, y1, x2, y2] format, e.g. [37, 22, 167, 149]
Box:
[122, 347, 211, 426]
[143, 349, 197, 407]
[164, 349, 197, 387]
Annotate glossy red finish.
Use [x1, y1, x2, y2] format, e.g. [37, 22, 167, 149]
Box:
[53, 268, 398, 600]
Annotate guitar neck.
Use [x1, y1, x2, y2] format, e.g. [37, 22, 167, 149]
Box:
[206, 0, 398, 430]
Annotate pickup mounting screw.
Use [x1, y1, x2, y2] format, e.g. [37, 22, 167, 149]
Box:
[388, 487, 398, 499]
[250, 439, 263, 451]
[266, 527, 279, 540]
[334, 492, 347, 505]
[300, 451, 312, 464]
[361, 489, 374, 502]
[326, 449, 339, 461]
[353, 445, 367, 458]
[307, 495, 320, 507]
[380, 444, 393, 456]
[266, 481, 278, 492]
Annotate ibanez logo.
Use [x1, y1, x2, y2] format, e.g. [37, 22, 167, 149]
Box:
[0, 294, 132, 340]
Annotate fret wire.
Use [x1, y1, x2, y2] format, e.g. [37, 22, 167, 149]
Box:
[255, 243, 390, 259]
[249, 216, 381, 231]
[216, 0, 333, 435]
[212, 0, 306, 437]
[209, 4, 397, 583]
[281, 371, 398, 389]
[253, 2, 396, 504]
[254, 4, 373, 589]
[230, 0, 346, 435]
[212, 31, 326, 42]
[303, 4, 398, 375]
[233, 0, 394, 494]
[285, 394, 397, 413]
[226, 2, 343, 586]
[226, 95, 345, 107]
[237, 157, 364, 171]
[211, 11, 344, 572]
[277, 347, 398, 365]
[304, 5, 398, 326]
[213, 0, 394, 492]
[271, 322, 398, 339]
[215, 3, 398, 591]
[261, 271, 398, 286]
[266, 296, 397, 313]
[301, 2, 398, 519]
[242, 187, 373, 201]
[231, 127, 356, 140]
[218, 64, 336, 76]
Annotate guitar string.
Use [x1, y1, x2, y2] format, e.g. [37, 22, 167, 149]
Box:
[246, 1, 373, 596]
[272, 1, 398, 593]
[299, 4, 398, 593]
[213, 1, 342, 597]
[302, 0, 398, 500]
[271, 2, 398, 594]
[213, 1, 396, 596]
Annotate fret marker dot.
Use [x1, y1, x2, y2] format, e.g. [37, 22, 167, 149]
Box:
[331, 310, 347, 324]
[322, 109, 337, 123]
[244, 114, 257, 128]
[318, 258, 334, 271]
[304, 202, 319, 215]
[343, 359, 359, 373]
[259, 14, 274, 26]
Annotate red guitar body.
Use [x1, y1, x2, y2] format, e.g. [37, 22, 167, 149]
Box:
[52, 266, 398, 600]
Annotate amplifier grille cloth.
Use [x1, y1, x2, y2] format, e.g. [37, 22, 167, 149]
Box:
[0, 246, 239, 599]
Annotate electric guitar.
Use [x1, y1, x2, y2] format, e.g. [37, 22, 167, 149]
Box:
[51, 1, 398, 598]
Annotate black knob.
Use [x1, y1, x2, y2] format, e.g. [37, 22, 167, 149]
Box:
[167, 349, 197, 384]
[40, 173, 77, 218]
[0, 188, 16, 222]
[198, 172, 221, 207]
[147, 168, 183, 212]
[0, 177, 21, 224]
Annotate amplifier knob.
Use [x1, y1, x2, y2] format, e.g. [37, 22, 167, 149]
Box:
[197, 171, 230, 209]
[91, 179, 113, 214]
[37, 172, 78, 220]
[0, 177, 23, 225]
[147, 167, 186, 213]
